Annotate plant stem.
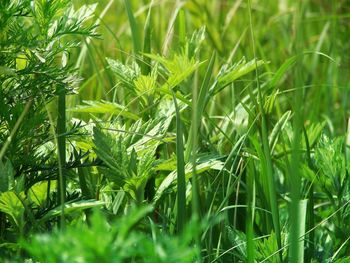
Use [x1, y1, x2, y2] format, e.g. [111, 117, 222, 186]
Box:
[0, 99, 33, 162]
[289, 0, 306, 261]
[57, 85, 66, 228]
[172, 91, 186, 233]
[247, 0, 282, 260]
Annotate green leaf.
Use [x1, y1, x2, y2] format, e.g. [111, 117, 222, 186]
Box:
[306, 121, 326, 148]
[314, 135, 346, 191]
[93, 121, 163, 203]
[217, 58, 265, 88]
[293, 199, 307, 263]
[269, 110, 291, 152]
[93, 127, 128, 186]
[117, 204, 154, 240]
[226, 227, 247, 260]
[154, 159, 224, 203]
[145, 53, 203, 90]
[0, 191, 25, 227]
[38, 200, 105, 223]
[48, 3, 99, 38]
[333, 257, 350, 263]
[268, 56, 297, 89]
[0, 160, 14, 193]
[133, 72, 157, 99]
[0, 66, 16, 76]
[188, 26, 206, 58]
[173, 92, 186, 233]
[28, 181, 55, 207]
[124, 0, 141, 56]
[255, 232, 281, 262]
[68, 100, 140, 120]
[106, 58, 140, 91]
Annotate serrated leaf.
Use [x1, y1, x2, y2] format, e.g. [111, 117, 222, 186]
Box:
[48, 3, 98, 38]
[133, 73, 157, 97]
[68, 100, 139, 120]
[314, 135, 346, 190]
[93, 127, 128, 185]
[217, 58, 265, 88]
[106, 58, 140, 90]
[145, 53, 203, 90]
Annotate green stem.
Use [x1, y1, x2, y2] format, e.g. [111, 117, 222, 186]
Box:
[191, 68, 201, 261]
[303, 126, 314, 262]
[289, 1, 306, 262]
[57, 85, 66, 228]
[0, 99, 33, 162]
[172, 91, 186, 233]
[246, 159, 256, 263]
[247, 0, 282, 260]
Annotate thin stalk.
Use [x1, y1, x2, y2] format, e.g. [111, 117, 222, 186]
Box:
[246, 159, 256, 263]
[0, 99, 33, 162]
[177, 9, 186, 49]
[191, 64, 201, 261]
[57, 85, 66, 228]
[172, 91, 186, 233]
[289, 0, 306, 262]
[303, 126, 314, 263]
[141, 0, 153, 75]
[247, 0, 282, 260]
[124, 0, 141, 54]
[327, 0, 338, 123]
[185, 52, 216, 161]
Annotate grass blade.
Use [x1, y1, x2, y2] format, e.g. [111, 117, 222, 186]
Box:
[124, 0, 142, 58]
[57, 85, 66, 228]
[141, 0, 153, 75]
[247, 0, 282, 259]
[185, 52, 216, 161]
[289, 1, 306, 261]
[246, 159, 256, 263]
[172, 91, 186, 233]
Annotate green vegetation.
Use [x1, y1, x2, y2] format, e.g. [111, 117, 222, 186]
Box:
[1, 0, 350, 262]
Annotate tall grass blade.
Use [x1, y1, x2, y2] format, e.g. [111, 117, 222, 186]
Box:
[185, 52, 216, 161]
[172, 91, 186, 233]
[177, 9, 186, 49]
[246, 160, 256, 263]
[141, 0, 153, 75]
[304, 126, 315, 263]
[289, 0, 306, 262]
[124, 0, 141, 58]
[57, 85, 66, 228]
[297, 199, 307, 262]
[247, 0, 282, 259]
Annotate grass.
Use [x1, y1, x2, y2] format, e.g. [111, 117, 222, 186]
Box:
[0, 0, 350, 262]
[173, 90, 187, 233]
[289, 1, 305, 262]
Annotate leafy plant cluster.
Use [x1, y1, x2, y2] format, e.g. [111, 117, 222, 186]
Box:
[0, 0, 99, 255]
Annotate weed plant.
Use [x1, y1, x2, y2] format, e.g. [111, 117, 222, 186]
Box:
[1, 0, 350, 262]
